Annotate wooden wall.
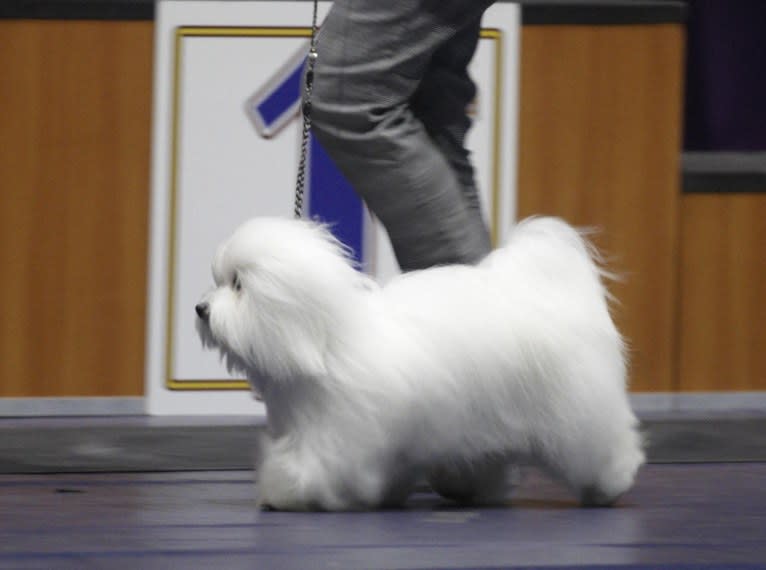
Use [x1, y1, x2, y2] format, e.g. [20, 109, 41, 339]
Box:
[0, 21, 153, 396]
[0, 17, 761, 398]
[517, 24, 685, 392]
[679, 194, 766, 391]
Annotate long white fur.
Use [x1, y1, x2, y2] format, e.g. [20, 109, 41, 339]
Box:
[196, 216, 645, 511]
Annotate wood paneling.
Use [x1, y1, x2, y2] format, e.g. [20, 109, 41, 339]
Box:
[0, 21, 153, 396]
[679, 194, 766, 391]
[0, 19, 702, 397]
[516, 25, 685, 392]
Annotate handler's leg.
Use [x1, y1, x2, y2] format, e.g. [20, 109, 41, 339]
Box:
[310, 0, 494, 270]
[411, 14, 489, 253]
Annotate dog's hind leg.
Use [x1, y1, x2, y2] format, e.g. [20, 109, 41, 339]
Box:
[583, 424, 645, 507]
[428, 456, 518, 506]
[379, 471, 418, 509]
[534, 418, 645, 507]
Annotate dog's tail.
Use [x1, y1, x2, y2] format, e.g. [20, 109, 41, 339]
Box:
[514, 215, 618, 276]
[493, 216, 623, 306]
[494, 215, 630, 369]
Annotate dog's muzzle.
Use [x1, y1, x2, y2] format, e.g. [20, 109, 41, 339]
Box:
[195, 302, 210, 322]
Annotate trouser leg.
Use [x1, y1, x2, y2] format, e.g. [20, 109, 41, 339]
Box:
[309, 0, 494, 270]
[411, 14, 488, 254]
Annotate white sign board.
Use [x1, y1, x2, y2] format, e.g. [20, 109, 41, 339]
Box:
[145, 0, 520, 415]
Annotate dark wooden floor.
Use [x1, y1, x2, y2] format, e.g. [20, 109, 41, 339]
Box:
[2, 463, 765, 569]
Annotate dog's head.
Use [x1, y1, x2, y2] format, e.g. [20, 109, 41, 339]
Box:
[196, 217, 374, 382]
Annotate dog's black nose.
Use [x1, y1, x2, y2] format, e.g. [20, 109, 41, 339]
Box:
[195, 302, 210, 321]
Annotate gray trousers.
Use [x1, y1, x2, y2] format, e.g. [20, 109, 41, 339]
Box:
[309, 0, 495, 271]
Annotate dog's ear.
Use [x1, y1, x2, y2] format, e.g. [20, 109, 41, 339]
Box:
[288, 334, 328, 378]
[275, 321, 328, 379]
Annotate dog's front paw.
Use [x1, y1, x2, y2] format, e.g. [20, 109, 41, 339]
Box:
[257, 491, 322, 512]
[257, 459, 323, 511]
[256, 491, 303, 512]
[257, 482, 308, 512]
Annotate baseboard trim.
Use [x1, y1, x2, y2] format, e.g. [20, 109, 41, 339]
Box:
[0, 397, 145, 417]
[631, 392, 766, 415]
[2, 393, 764, 418]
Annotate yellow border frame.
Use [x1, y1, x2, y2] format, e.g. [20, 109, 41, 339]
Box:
[166, 26, 505, 391]
[481, 28, 504, 248]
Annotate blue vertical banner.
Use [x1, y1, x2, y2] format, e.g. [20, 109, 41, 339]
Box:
[307, 133, 364, 265]
[246, 48, 365, 265]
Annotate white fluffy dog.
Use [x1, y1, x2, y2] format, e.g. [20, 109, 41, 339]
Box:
[195, 216, 644, 511]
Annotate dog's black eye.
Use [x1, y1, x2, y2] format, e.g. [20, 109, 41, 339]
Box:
[232, 274, 242, 292]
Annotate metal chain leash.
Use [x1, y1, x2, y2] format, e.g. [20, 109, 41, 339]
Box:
[294, 0, 321, 219]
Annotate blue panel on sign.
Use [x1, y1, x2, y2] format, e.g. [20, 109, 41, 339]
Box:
[308, 133, 365, 265]
[256, 63, 304, 128]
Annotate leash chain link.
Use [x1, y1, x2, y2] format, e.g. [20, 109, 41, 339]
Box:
[294, 0, 320, 219]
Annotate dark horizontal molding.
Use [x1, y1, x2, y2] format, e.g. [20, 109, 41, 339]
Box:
[1, 0, 687, 24]
[0, 0, 153, 20]
[521, 1, 686, 26]
[683, 152, 766, 194]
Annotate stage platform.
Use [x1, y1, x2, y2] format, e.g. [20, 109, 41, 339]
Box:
[1, 413, 766, 568]
[2, 464, 765, 569]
